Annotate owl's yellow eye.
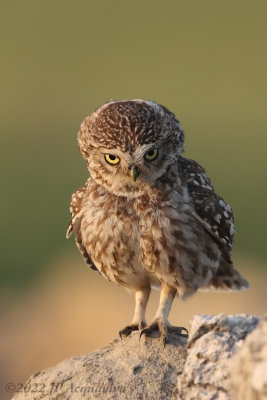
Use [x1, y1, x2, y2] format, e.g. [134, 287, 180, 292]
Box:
[144, 148, 158, 161]
[104, 154, 120, 165]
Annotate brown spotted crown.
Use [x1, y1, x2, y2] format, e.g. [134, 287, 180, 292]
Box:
[78, 100, 184, 158]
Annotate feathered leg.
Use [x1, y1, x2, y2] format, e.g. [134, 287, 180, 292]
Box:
[119, 286, 151, 338]
[140, 285, 188, 344]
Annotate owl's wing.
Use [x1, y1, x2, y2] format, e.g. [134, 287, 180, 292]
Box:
[178, 157, 234, 261]
[66, 178, 99, 272]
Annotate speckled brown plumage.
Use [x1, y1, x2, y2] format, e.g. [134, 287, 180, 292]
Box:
[67, 99, 249, 343]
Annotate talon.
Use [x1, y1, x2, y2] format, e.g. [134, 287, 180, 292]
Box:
[119, 324, 139, 338]
[168, 325, 189, 338]
[180, 327, 189, 337]
[119, 322, 146, 339]
[139, 326, 154, 340]
[139, 330, 145, 340]
[140, 322, 160, 340]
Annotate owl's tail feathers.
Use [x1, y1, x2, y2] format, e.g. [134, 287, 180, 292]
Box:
[202, 261, 250, 292]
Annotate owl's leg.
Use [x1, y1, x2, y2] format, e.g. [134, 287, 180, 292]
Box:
[119, 286, 151, 338]
[140, 285, 188, 344]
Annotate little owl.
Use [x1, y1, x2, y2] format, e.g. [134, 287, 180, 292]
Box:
[67, 100, 249, 343]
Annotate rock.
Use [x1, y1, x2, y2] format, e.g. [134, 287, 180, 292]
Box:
[12, 314, 264, 400]
[12, 331, 187, 400]
[231, 315, 267, 400]
[175, 313, 260, 400]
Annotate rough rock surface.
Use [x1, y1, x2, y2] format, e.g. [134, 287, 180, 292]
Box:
[231, 315, 267, 400]
[12, 330, 187, 400]
[175, 313, 260, 400]
[12, 314, 264, 400]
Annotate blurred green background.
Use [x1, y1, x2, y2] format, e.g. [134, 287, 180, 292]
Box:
[0, 1, 266, 398]
[1, 0, 267, 289]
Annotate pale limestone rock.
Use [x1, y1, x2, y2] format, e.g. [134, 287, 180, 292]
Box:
[12, 331, 187, 400]
[12, 314, 264, 400]
[231, 315, 267, 400]
[175, 313, 259, 399]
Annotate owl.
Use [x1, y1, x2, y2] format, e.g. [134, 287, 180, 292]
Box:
[67, 100, 249, 343]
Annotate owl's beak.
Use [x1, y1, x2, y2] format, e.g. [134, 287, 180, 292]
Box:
[130, 166, 140, 182]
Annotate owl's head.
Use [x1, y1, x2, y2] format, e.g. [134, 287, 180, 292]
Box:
[78, 100, 184, 196]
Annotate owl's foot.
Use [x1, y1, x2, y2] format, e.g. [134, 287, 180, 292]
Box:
[140, 320, 188, 345]
[119, 321, 146, 339]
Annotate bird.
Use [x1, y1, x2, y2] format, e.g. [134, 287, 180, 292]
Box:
[66, 99, 249, 343]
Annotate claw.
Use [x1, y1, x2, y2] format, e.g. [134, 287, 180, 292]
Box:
[139, 321, 166, 342]
[119, 321, 146, 339]
[139, 326, 154, 339]
[119, 324, 139, 339]
[168, 326, 189, 338]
